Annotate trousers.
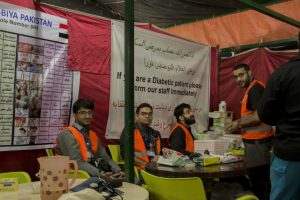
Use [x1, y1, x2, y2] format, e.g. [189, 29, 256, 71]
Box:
[270, 154, 300, 200]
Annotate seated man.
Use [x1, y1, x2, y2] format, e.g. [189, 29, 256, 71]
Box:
[120, 103, 163, 169]
[55, 99, 124, 179]
[168, 103, 195, 156]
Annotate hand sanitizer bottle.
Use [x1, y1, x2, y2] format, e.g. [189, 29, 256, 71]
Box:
[219, 101, 226, 112]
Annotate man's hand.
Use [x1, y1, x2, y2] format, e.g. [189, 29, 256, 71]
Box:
[111, 171, 125, 179]
[151, 155, 160, 163]
[99, 171, 113, 179]
[225, 120, 240, 133]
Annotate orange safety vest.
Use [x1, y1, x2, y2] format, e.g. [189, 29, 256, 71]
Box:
[134, 129, 161, 169]
[241, 80, 274, 140]
[64, 126, 99, 161]
[168, 123, 194, 153]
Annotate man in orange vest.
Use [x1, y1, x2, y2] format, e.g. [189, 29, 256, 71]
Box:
[55, 99, 125, 179]
[225, 63, 274, 199]
[168, 103, 195, 156]
[120, 103, 163, 169]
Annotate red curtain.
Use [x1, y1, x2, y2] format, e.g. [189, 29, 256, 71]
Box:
[220, 48, 298, 120]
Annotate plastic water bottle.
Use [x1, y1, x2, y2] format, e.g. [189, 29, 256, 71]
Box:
[219, 101, 226, 112]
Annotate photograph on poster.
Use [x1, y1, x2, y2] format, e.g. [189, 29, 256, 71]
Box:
[15, 107, 29, 117]
[15, 117, 28, 127]
[28, 118, 39, 127]
[29, 81, 42, 90]
[31, 54, 43, 64]
[15, 89, 29, 108]
[30, 72, 42, 82]
[29, 135, 38, 145]
[29, 63, 43, 73]
[28, 126, 38, 136]
[32, 45, 44, 56]
[17, 71, 30, 80]
[17, 61, 31, 72]
[14, 127, 27, 136]
[18, 42, 33, 53]
[18, 52, 31, 63]
[16, 80, 29, 90]
[14, 136, 29, 145]
[29, 96, 42, 118]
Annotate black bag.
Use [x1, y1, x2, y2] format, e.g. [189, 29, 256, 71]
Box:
[94, 158, 112, 172]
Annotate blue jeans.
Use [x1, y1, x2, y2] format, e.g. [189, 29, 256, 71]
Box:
[270, 154, 300, 200]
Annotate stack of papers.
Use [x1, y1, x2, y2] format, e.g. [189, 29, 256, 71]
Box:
[218, 155, 244, 163]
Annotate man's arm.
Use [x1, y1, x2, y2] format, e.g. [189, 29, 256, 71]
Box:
[95, 142, 122, 173]
[119, 128, 125, 160]
[257, 73, 280, 125]
[225, 83, 264, 132]
[55, 130, 100, 177]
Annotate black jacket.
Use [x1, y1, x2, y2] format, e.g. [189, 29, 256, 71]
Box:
[257, 56, 300, 161]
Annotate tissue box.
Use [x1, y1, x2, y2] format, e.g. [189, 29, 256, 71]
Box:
[202, 156, 220, 166]
[0, 178, 18, 192]
[194, 139, 226, 155]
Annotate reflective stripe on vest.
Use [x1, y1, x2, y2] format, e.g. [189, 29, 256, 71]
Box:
[64, 126, 99, 161]
[241, 80, 274, 140]
[168, 123, 194, 153]
[134, 129, 161, 169]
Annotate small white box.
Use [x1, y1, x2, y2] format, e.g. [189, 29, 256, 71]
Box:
[194, 140, 226, 155]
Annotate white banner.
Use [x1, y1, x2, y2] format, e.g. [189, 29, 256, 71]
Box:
[106, 20, 210, 139]
[0, 1, 67, 43]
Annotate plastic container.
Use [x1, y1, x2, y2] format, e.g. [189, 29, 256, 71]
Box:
[219, 101, 226, 112]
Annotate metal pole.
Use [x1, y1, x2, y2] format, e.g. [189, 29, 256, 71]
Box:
[237, 0, 300, 28]
[124, 0, 135, 183]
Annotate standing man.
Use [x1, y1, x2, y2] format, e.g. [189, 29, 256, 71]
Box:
[120, 103, 163, 169]
[168, 103, 195, 156]
[55, 99, 124, 179]
[225, 63, 274, 199]
[225, 63, 274, 162]
[257, 56, 300, 200]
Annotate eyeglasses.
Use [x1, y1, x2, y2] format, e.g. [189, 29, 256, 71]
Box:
[139, 112, 153, 117]
[233, 72, 247, 80]
[77, 111, 93, 116]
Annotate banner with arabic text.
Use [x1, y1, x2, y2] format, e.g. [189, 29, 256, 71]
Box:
[106, 20, 210, 139]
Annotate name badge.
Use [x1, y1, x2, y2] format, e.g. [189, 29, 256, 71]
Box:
[147, 151, 155, 157]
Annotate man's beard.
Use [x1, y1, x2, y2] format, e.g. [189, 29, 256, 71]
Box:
[184, 116, 195, 125]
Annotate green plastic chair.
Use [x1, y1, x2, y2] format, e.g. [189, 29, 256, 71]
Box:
[45, 148, 54, 156]
[68, 169, 91, 179]
[0, 172, 31, 184]
[108, 145, 125, 165]
[141, 170, 206, 200]
[141, 170, 259, 200]
[108, 144, 140, 178]
[44, 148, 91, 179]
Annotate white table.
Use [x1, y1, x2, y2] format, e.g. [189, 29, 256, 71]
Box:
[0, 179, 149, 200]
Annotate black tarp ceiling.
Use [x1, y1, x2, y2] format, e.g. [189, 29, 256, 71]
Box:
[38, 0, 284, 28]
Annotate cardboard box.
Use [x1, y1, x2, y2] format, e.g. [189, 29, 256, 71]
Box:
[194, 139, 226, 155]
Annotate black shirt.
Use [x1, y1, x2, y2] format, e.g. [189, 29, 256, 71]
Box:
[168, 125, 194, 156]
[247, 81, 264, 111]
[257, 56, 300, 161]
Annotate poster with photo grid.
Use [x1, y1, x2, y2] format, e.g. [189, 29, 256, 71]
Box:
[0, 2, 70, 148]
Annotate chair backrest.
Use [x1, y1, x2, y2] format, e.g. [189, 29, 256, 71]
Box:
[108, 145, 140, 178]
[68, 170, 91, 179]
[141, 170, 206, 200]
[45, 148, 54, 156]
[0, 171, 31, 184]
[107, 145, 125, 165]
